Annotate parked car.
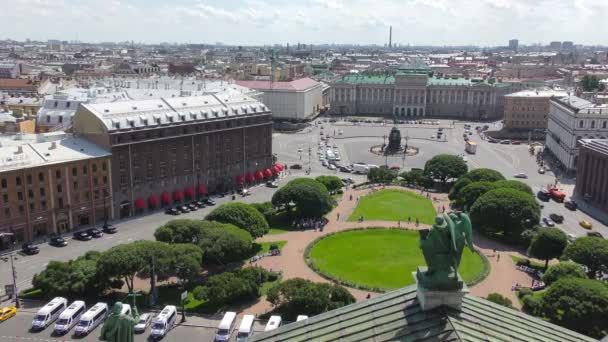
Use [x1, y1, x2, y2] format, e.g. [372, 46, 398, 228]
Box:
[321, 160, 328, 167]
[86, 228, 103, 238]
[50, 236, 68, 247]
[204, 198, 216, 206]
[102, 224, 117, 234]
[538, 167, 545, 174]
[579, 220, 593, 229]
[514, 173, 528, 179]
[587, 231, 603, 238]
[339, 166, 352, 173]
[511, 140, 521, 145]
[542, 217, 555, 227]
[290, 164, 302, 169]
[178, 206, 190, 214]
[500, 140, 511, 144]
[297, 148, 303, 153]
[567, 233, 577, 242]
[0, 306, 17, 322]
[134, 313, 153, 333]
[21, 242, 39, 255]
[187, 203, 198, 211]
[194, 201, 206, 208]
[564, 200, 577, 210]
[328, 164, 336, 170]
[549, 213, 564, 223]
[73, 231, 92, 241]
[165, 208, 180, 215]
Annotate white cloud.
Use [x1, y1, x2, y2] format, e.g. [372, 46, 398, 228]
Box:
[0, 0, 606, 45]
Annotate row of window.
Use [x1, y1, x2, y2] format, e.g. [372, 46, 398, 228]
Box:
[578, 120, 608, 129]
[1, 189, 107, 220]
[0, 162, 108, 189]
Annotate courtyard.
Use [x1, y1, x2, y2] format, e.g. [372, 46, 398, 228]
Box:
[348, 188, 437, 224]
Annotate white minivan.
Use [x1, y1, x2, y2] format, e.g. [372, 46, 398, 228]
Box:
[31, 297, 68, 331]
[264, 315, 282, 332]
[215, 311, 237, 342]
[54, 300, 86, 335]
[296, 315, 308, 322]
[74, 302, 108, 336]
[150, 305, 177, 339]
[235, 314, 255, 342]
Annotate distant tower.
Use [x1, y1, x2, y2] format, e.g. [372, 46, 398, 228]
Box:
[389, 26, 393, 49]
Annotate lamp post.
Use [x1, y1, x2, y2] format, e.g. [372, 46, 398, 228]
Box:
[1, 232, 19, 308]
[102, 189, 108, 228]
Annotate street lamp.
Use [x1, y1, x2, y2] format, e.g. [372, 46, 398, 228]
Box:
[102, 189, 109, 228]
[0, 232, 19, 308]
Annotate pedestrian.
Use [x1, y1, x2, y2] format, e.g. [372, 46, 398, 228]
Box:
[398, 220, 401, 228]
[366, 293, 371, 299]
[408, 216, 411, 223]
[497, 253, 500, 261]
[337, 212, 340, 221]
[349, 194, 353, 201]
[415, 218, 419, 227]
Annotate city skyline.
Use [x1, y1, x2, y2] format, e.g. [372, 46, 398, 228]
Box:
[1, 0, 608, 46]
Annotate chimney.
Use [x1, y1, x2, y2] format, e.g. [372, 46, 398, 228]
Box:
[49, 142, 57, 150]
[15, 146, 23, 154]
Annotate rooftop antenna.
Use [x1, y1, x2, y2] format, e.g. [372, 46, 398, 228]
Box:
[389, 26, 392, 49]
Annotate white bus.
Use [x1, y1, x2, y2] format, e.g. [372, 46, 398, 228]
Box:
[236, 314, 255, 342]
[74, 302, 109, 336]
[326, 149, 336, 161]
[31, 297, 68, 331]
[264, 315, 282, 332]
[296, 315, 308, 322]
[215, 311, 237, 341]
[54, 300, 86, 335]
[150, 305, 177, 339]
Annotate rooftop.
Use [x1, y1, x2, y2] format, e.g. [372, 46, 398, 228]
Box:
[235, 78, 320, 91]
[506, 89, 570, 98]
[581, 139, 608, 155]
[0, 133, 110, 172]
[250, 285, 597, 342]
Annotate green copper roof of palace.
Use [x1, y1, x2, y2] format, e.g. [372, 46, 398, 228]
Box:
[249, 285, 597, 342]
[396, 60, 432, 75]
[333, 73, 497, 87]
[334, 74, 396, 85]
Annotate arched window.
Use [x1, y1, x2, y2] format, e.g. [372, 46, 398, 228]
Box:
[603, 121, 607, 129]
[579, 120, 584, 128]
[591, 120, 596, 128]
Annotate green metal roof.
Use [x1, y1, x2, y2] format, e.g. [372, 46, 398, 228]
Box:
[396, 60, 432, 75]
[334, 74, 396, 85]
[427, 76, 493, 87]
[250, 285, 598, 342]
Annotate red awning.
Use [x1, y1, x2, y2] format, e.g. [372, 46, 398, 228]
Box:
[148, 195, 159, 207]
[263, 169, 273, 178]
[255, 171, 264, 180]
[184, 187, 195, 199]
[160, 192, 171, 205]
[245, 173, 255, 183]
[173, 190, 183, 202]
[196, 184, 206, 195]
[275, 162, 284, 171]
[272, 166, 280, 175]
[134, 198, 146, 210]
[235, 175, 244, 184]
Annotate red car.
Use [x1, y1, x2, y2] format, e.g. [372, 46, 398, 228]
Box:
[511, 140, 522, 145]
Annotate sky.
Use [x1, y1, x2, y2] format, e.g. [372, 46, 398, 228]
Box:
[1, 0, 608, 46]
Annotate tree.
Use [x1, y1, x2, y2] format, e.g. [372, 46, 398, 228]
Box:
[172, 243, 204, 286]
[581, 74, 601, 91]
[492, 180, 533, 196]
[541, 278, 608, 338]
[272, 178, 333, 218]
[33, 251, 109, 297]
[201, 267, 273, 305]
[453, 181, 495, 210]
[469, 188, 540, 244]
[97, 243, 146, 293]
[423, 154, 468, 187]
[315, 175, 343, 194]
[562, 237, 608, 278]
[542, 262, 588, 285]
[527, 228, 568, 269]
[250, 202, 277, 221]
[486, 293, 513, 308]
[367, 167, 396, 184]
[449, 168, 505, 200]
[154, 219, 207, 244]
[206, 202, 270, 238]
[401, 168, 424, 185]
[266, 278, 355, 321]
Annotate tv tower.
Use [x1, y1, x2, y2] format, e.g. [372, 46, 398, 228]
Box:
[389, 26, 392, 49]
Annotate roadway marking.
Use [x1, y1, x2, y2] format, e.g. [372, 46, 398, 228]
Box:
[1, 336, 65, 342]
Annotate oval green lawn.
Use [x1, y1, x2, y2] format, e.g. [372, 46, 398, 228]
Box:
[348, 189, 437, 224]
[309, 229, 484, 290]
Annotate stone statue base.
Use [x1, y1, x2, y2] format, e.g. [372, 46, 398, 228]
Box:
[413, 267, 469, 311]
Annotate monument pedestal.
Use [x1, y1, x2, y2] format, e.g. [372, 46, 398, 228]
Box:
[412, 267, 469, 311]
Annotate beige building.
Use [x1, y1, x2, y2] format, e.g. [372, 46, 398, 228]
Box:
[503, 89, 568, 130]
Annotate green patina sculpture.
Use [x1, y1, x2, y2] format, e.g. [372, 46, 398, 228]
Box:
[100, 302, 137, 342]
[416, 212, 474, 291]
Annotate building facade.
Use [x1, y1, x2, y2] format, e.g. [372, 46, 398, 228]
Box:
[329, 63, 510, 120]
[0, 133, 111, 249]
[575, 139, 608, 212]
[503, 89, 568, 130]
[236, 78, 324, 121]
[0, 63, 20, 79]
[545, 96, 608, 171]
[73, 93, 273, 219]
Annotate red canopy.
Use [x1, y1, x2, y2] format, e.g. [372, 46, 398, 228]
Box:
[275, 162, 284, 171]
[245, 173, 255, 183]
[184, 187, 195, 199]
[134, 198, 146, 210]
[196, 184, 206, 195]
[173, 190, 183, 201]
[255, 171, 264, 180]
[148, 195, 159, 207]
[263, 169, 273, 178]
[272, 166, 280, 175]
[160, 192, 171, 205]
[235, 175, 244, 184]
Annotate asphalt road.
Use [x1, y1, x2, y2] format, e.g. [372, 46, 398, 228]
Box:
[1, 117, 606, 298]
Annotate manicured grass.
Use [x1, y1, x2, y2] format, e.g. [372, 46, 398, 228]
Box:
[257, 241, 287, 255]
[309, 229, 485, 290]
[348, 189, 436, 224]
